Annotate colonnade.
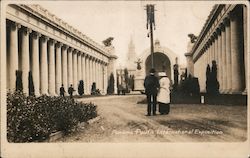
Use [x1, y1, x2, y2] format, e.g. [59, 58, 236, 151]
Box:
[193, 5, 246, 94]
[6, 20, 108, 96]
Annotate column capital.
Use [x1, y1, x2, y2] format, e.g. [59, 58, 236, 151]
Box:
[216, 28, 221, 35]
[68, 47, 73, 52]
[41, 35, 49, 42]
[73, 49, 79, 54]
[49, 39, 56, 44]
[55, 42, 63, 48]
[223, 16, 230, 26]
[20, 26, 32, 35]
[9, 21, 21, 30]
[219, 23, 225, 31]
[31, 31, 41, 39]
[62, 45, 69, 50]
[212, 32, 218, 39]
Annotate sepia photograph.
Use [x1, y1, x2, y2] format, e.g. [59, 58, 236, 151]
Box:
[0, 0, 249, 157]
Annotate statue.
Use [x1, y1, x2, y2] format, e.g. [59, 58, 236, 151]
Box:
[188, 33, 198, 43]
[102, 37, 114, 47]
[135, 59, 142, 70]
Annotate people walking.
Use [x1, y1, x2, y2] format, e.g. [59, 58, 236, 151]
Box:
[68, 84, 75, 97]
[60, 84, 66, 96]
[158, 72, 171, 115]
[144, 68, 160, 116]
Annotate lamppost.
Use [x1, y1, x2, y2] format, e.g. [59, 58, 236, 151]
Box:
[146, 4, 156, 69]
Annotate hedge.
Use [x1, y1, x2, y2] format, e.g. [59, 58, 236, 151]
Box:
[7, 91, 97, 142]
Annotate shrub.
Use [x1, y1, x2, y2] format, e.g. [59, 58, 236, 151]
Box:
[78, 80, 84, 96]
[15, 70, 23, 92]
[28, 71, 35, 96]
[7, 92, 97, 142]
[107, 73, 114, 94]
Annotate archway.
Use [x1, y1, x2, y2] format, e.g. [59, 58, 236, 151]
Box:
[145, 52, 171, 79]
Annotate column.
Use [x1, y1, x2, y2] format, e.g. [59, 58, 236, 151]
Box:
[40, 36, 49, 94]
[214, 33, 218, 62]
[93, 59, 96, 84]
[48, 39, 56, 96]
[89, 57, 93, 91]
[31, 32, 41, 96]
[97, 61, 101, 89]
[217, 28, 222, 92]
[78, 52, 82, 82]
[8, 22, 20, 92]
[62, 45, 68, 90]
[243, 5, 248, 93]
[230, 11, 244, 93]
[67, 47, 73, 89]
[20, 27, 31, 95]
[100, 62, 104, 93]
[85, 56, 90, 94]
[104, 64, 108, 94]
[224, 17, 232, 93]
[55, 42, 62, 95]
[73, 50, 78, 95]
[81, 54, 86, 94]
[220, 24, 227, 93]
[211, 38, 214, 61]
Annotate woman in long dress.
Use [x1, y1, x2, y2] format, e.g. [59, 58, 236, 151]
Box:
[157, 72, 171, 115]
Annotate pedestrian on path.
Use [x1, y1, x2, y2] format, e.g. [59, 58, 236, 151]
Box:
[68, 84, 75, 98]
[60, 84, 66, 96]
[158, 72, 171, 115]
[144, 68, 160, 116]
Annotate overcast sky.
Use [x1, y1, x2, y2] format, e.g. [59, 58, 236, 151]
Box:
[40, 1, 214, 66]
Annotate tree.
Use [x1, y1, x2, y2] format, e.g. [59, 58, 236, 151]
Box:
[78, 80, 84, 96]
[206, 61, 220, 95]
[124, 68, 129, 92]
[16, 70, 23, 92]
[28, 71, 35, 96]
[107, 73, 114, 94]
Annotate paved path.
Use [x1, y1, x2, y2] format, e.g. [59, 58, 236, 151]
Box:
[57, 95, 247, 142]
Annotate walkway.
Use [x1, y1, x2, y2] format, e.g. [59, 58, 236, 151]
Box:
[56, 95, 247, 142]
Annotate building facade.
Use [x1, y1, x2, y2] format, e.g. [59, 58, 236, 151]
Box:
[186, 4, 248, 94]
[5, 4, 117, 96]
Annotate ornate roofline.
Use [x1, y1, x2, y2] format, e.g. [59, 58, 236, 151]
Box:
[17, 4, 111, 57]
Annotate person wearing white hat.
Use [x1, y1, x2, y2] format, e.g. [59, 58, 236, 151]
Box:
[157, 72, 171, 114]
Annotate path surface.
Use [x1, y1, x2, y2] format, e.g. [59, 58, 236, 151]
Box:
[57, 95, 247, 142]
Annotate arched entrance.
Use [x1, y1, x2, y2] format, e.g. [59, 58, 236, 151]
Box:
[145, 52, 171, 79]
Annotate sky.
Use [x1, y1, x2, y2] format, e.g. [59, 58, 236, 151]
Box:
[40, 1, 214, 66]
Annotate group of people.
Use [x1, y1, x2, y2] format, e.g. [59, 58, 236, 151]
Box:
[144, 68, 171, 116]
[59, 84, 75, 97]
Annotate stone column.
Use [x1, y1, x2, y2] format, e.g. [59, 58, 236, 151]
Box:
[73, 50, 78, 95]
[224, 17, 232, 93]
[89, 57, 93, 91]
[40, 36, 49, 95]
[243, 5, 248, 94]
[220, 23, 227, 93]
[100, 62, 104, 93]
[55, 42, 62, 95]
[93, 59, 96, 84]
[78, 52, 82, 82]
[67, 47, 73, 89]
[214, 33, 218, 62]
[20, 27, 31, 95]
[62, 45, 68, 90]
[8, 22, 20, 92]
[85, 56, 90, 94]
[82, 54, 87, 94]
[104, 64, 108, 94]
[31, 32, 41, 96]
[217, 28, 222, 92]
[97, 61, 100, 89]
[230, 10, 244, 93]
[48, 39, 56, 96]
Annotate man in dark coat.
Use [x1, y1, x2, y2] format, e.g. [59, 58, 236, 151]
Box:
[60, 84, 66, 96]
[144, 68, 160, 116]
[68, 84, 75, 98]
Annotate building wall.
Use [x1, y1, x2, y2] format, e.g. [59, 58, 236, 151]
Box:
[189, 4, 248, 94]
[5, 4, 115, 95]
